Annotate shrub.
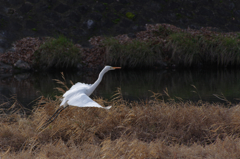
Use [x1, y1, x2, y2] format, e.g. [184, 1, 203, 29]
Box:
[103, 37, 161, 68]
[167, 32, 240, 67]
[34, 36, 82, 69]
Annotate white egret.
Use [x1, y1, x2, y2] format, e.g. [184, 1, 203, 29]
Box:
[40, 66, 121, 129]
[60, 65, 121, 109]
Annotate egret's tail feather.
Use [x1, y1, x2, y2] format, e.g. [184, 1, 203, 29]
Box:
[104, 106, 112, 109]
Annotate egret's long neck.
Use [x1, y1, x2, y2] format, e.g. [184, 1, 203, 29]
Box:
[88, 68, 108, 95]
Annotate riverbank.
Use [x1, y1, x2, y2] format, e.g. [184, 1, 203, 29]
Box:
[1, 23, 240, 73]
[1, 88, 240, 158]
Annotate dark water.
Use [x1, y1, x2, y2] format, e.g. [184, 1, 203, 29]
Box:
[1, 69, 240, 109]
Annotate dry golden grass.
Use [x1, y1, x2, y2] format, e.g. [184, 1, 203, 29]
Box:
[1, 84, 240, 158]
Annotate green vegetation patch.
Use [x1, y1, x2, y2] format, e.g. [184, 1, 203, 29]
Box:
[101, 25, 240, 68]
[103, 37, 161, 68]
[34, 35, 82, 69]
[126, 12, 135, 19]
[167, 32, 240, 66]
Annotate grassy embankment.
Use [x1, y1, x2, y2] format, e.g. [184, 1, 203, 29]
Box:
[102, 25, 240, 68]
[12, 24, 239, 69]
[1, 79, 240, 158]
[1, 24, 240, 69]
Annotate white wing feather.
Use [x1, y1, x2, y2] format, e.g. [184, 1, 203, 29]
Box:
[67, 93, 111, 109]
[63, 82, 91, 97]
[60, 82, 90, 107]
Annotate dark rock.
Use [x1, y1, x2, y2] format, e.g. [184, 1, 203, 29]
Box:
[216, 6, 232, 16]
[229, 3, 235, 10]
[0, 15, 9, 29]
[77, 5, 90, 15]
[26, 20, 37, 29]
[66, 0, 77, 5]
[145, 1, 161, 12]
[0, 37, 8, 48]
[127, 33, 136, 38]
[0, 62, 13, 73]
[0, 47, 5, 53]
[226, 24, 240, 31]
[14, 73, 30, 81]
[90, 12, 103, 21]
[6, 0, 25, 6]
[42, 23, 55, 30]
[54, 3, 71, 13]
[101, 18, 115, 28]
[197, 7, 213, 16]
[7, 8, 15, 15]
[234, 10, 240, 16]
[10, 22, 23, 31]
[56, 20, 72, 29]
[36, 4, 49, 12]
[27, 0, 40, 3]
[47, 0, 58, 5]
[117, 0, 130, 5]
[14, 60, 31, 70]
[119, 18, 133, 27]
[94, 3, 106, 12]
[68, 12, 81, 23]
[19, 2, 33, 14]
[112, 4, 124, 12]
[45, 12, 61, 21]
[97, 0, 113, 4]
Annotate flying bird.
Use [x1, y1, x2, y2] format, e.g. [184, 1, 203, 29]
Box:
[40, 66, 121, 129]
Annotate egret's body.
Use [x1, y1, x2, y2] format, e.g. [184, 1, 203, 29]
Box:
[60, 66, 121, 109]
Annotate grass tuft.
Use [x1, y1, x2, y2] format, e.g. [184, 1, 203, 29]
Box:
[103, 37, 161, 68]
[34, 35, 82, 69]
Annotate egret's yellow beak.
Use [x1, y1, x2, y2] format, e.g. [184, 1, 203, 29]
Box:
[112, 67, 121, 69]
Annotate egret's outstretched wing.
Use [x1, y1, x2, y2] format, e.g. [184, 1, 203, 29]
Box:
[67, 93, 111, 109]
[63, 82, 90, 97]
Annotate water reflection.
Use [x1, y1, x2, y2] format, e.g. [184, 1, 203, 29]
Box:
[1, 69, 240, 109]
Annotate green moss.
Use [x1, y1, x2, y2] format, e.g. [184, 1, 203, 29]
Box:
[175, 13, 182, 19]
[112, 18, 120, 24]
[32, 28, 37, 31]
[126, 12, 135, 19]
[0, 18, 5, 27]
[156, 25, 176, 37]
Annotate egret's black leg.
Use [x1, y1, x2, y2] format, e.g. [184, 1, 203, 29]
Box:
[38, 106, 69, 130]
[45, 107, 65, 124]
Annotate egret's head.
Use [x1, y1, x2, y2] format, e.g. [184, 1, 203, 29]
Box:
[104, 66, 121, 70]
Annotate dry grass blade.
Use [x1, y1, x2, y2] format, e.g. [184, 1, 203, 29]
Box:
[0, 146, 11, 157]
[60, 72, 65, 81]
[53, 79, 69, 91]
[53, 72, 69, 93]
[213, 93, 231, 105]
[111, 87, 123, 102]
[191, 84, 202, 101]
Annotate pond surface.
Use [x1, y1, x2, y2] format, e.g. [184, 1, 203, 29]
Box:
[1, 68, 240, 109]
